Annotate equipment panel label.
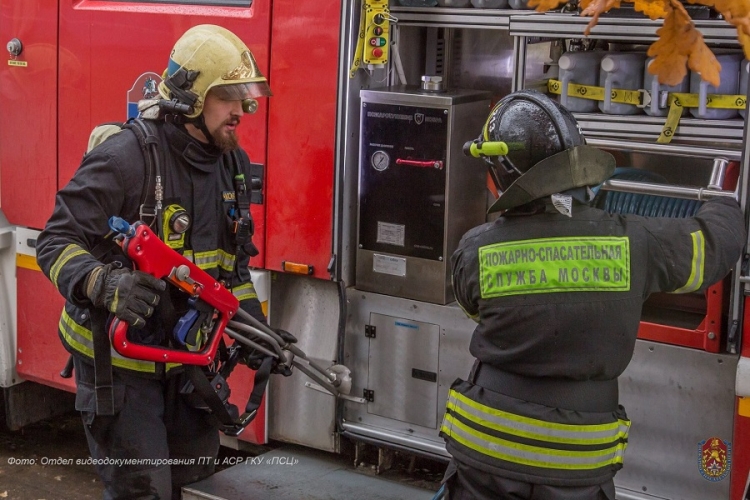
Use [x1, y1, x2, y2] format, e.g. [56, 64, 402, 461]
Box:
[376, 221, 405, 247]
[373, 253, 406, 277]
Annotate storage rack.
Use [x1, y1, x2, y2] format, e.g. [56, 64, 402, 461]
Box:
[391, 6, 748, 353]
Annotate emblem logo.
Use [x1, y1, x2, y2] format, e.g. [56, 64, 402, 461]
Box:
[142, 77, 159, 99]
[223, 50, 262, 80]
[126, 71, 163, 120]
[699, 437, 731, 481]
[414, 113, 424, 125]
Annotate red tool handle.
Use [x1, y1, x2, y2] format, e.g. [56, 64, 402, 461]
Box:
[109, 315, 232, 365]
[109, 222, 239, 365]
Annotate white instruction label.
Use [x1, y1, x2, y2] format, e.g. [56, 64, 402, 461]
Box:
[373, 254, 407, 277]
[377, 222, 405, 247]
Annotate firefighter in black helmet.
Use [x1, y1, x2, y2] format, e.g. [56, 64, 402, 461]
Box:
[440, 90, 746, 499]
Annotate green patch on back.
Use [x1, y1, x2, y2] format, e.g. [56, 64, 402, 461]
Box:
[478, 236, 630, 298]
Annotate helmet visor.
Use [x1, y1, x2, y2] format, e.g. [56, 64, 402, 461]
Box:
[211, 81, 272, 100]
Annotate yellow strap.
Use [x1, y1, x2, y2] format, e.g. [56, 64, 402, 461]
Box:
[609, 88, 643, 106]
[657, 93, 747, 144]
[349, 0, 367, 78]
[548, 79, 606, 102]
[547, 80, 747, 110]
[668, 92, 747, 110]
[547, 79, 641, 105]
[547, 80, 747, 145]
[657, 98, 684, 144]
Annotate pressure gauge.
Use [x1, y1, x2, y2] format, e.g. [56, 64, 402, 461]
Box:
[371, 150, 390, 171]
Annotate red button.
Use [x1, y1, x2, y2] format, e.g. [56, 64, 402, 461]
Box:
[373, 48, 383, 58]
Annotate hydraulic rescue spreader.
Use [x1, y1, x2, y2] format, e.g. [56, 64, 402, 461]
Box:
[106, 216, 353, 431]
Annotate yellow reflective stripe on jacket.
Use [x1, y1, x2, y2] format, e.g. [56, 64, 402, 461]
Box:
[451, 275, 479, 322]
[672, 230, 705, 293]
[50, 244, 89, 289]
[441, 389, 630, 471]
[192, 250, 217, 270]
[441, 413, 627, 470]
[59, 309, 156, 373]
[192, 249, 236, 272]
[446, 391, 628, 445]
[232, 282, 258, 302]
[217, 249, 236, 272]
[455, 300, 479, 322]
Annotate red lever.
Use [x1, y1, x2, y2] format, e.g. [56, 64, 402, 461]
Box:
[395, 158, 444, 170]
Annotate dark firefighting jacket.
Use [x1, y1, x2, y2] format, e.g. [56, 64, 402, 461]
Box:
[441, 197, 745, 486]
[36, 120, 266, 376]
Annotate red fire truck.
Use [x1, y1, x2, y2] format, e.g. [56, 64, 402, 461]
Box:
[1, 1, 750, 499]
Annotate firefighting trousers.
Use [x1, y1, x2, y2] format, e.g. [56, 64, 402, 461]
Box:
[73, 357, 220, 500]
[442, 457, 616, 500]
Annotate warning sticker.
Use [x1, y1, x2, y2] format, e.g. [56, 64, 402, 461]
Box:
[377, 222, 405, 247]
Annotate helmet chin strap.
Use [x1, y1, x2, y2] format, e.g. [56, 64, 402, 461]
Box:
[163, 73, 215, 146]
[187, 114, 216, 147]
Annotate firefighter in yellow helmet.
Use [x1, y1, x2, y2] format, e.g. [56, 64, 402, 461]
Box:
[36, 25, 290, 500]
[159, 24, 272, 151]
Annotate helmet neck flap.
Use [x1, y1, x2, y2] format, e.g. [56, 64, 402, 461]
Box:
[467, 90, 615, 213]
[487, 145, 615, 213]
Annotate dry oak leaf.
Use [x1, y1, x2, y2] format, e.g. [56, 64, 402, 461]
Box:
[648, 3, 720, 86]
[527, 0, 749, 86]
[633, 0, 670, 19]
[704, 0, 750, 42]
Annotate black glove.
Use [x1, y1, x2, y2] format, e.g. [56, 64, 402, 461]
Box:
[238, 327, 296, 376]
[270, 329, 296, 376]
[272, 361, 294, 377]
[274, 328, 297, 345]
[85, 263, 166, 329]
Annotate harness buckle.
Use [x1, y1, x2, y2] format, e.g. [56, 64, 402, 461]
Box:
[657, 90, 671, 109]
[139, 203, 158, 224]
[637, 89, 671, 110]
[636, 89, 650, 109]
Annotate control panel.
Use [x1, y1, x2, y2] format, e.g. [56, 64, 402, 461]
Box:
[363, 0, 390, 67]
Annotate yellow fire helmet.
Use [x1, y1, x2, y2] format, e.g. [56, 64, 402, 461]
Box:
[158, 24, 272, 118]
